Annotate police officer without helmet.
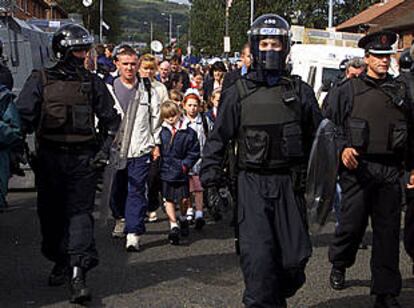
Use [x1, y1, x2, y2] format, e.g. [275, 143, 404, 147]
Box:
[398, 42, 414, 279]
[324, 31, 414, 308]
[200, 14, 322, 308]
[15, 24, 120, 304]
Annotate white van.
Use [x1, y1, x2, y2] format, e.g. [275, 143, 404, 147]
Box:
[289, 44, 365, 105]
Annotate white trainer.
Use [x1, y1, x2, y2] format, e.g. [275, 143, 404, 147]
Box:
[112, 218, 125, 238]
[126, 233, 140, 252]
[148, 211, 158, 223]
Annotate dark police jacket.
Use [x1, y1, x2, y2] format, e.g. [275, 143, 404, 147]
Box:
[398, 70, 414, 106]
[200, 71, 322, 187]
[16, 63, 120, 147]
[324, 73, 414, 169]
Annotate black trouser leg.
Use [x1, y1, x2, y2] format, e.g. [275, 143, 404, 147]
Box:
[65, 152, 99, 271]
[238, 172, 284, 307]
[329, 170, 370, 269]
[370, 182, 402, 295]
[404, 189, 414, 261]
[109, 169, 128, 219]
[147, 159, 161, 212]
[37, 150, 67, 264]
[238, 171, 310, 308]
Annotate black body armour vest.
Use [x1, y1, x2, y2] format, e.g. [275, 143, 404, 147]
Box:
[348, 78, 407, 155]
[237, 78, 304, 170]
[37, 70, 96, 143]
[400, 72, 414, 104]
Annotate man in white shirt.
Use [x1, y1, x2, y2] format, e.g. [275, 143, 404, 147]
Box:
[107, 47, 161, 251]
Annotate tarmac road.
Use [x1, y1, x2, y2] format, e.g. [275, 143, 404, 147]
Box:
[1, 191, 413, 307]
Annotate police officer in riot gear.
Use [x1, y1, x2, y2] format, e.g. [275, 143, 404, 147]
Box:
[16, 24, 120, 304]
[325, 31, 414, 308]
[399, 48, 413, 73]
[200, 14, 322, 307]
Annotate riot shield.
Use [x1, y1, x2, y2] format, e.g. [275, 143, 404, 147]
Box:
[305, 118, 339, 234]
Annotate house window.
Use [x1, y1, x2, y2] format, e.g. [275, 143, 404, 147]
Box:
[23, 0, 28, 13]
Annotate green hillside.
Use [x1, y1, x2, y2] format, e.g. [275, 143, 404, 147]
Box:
[120, 0, 189, 47]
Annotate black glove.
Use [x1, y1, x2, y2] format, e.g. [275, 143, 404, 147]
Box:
[207, 187, 227, 221]
[90, 150, 109, 170]
[9, 142, 26, 176]
[91, 132, 116, 169]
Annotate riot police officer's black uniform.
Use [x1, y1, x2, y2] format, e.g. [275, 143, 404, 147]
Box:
[325, 31, 414, 307]
[398, 46, 414, 273]
[16, 24, 120, 304]
[200, 15, 322, 307]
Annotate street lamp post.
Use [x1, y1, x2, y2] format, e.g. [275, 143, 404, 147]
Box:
[251, 0, 254, 25]
[176, 24, 181, 45]
[161, 12, 173, 44]
[150, 21, 153, 44]
[144, 21, 154, 51]
[328, 0, 333, 28]
[99, 0, 104, 43]
[224, 1, 230, 58]
[169, 14, 172, 43]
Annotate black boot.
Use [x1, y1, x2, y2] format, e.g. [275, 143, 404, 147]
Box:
[194, 217, 206, 230]
[374, 294, 401, 308]
[48, 262, 69, 286]
[168, 227, 180, 245]
[329, 267, 346, 290]
[180, 219, 190, 237]
[69, 267, 91, 304]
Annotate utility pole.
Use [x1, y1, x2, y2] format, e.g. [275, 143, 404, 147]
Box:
[188, 6, 191, 54]
[328, 0, 333, 28]
[161, 12, 173, 44]
[99, 0, 103, 43]
[150, 21, 153, 44]
[169, 14, 172, 44]
[177, 24, 182, 46]
[251, 0, 254, 25]
[144, 21, 154, 51]
[224, 1, 230, 58]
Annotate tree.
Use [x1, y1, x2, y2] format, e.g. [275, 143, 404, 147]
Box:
[190, 0, 225, 56]
[190, 0, 380, 55]
[56, 0, 121, 43]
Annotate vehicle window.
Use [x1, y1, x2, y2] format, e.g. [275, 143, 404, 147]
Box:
[307, 66, 316, 88]
[322, 67, 341, 91]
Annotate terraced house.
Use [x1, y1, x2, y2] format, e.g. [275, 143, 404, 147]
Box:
[12, 0, 67, 20]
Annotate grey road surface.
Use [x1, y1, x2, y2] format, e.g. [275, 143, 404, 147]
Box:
[1, 192, 413, 307]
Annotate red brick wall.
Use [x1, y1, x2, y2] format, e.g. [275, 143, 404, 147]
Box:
[401, 31, 414, 49]
[14, 0, 66, 20]
[367, 1, 414, 50]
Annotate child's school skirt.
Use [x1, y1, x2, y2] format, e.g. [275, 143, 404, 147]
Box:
[162, 181, 189, 204]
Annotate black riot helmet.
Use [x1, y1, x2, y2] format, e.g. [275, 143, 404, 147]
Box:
[248, 14, 291, 72]
[52, 24, 94, 61]
[399, 48, 412, 72]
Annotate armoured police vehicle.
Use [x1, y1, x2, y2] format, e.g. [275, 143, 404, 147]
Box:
[0, 10, 81, 189]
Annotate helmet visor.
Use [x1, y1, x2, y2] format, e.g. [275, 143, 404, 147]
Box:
[249, 27, 289, 36]
[61, 36, 94, 48]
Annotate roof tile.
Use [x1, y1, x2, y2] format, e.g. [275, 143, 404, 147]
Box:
[336, 0, 405, 30]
